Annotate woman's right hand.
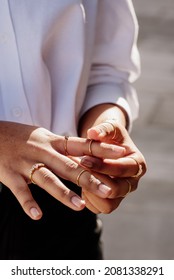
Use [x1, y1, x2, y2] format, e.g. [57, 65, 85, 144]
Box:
[0, 121, 125, 219]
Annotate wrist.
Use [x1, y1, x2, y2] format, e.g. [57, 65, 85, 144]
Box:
[78, 104, 127, 138]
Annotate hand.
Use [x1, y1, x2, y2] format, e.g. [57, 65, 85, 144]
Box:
[0, 121, 125, 219]
[80, 119, 147, 213]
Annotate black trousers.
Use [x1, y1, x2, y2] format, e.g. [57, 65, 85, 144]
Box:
[0, 180, 103, 260]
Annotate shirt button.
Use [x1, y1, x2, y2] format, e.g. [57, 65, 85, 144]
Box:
[11, 107, 23, 118]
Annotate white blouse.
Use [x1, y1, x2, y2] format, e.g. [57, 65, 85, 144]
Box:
[0, 0, 140, 135]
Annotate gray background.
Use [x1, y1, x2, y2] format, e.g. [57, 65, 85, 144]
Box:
[101, 0, 174, 260]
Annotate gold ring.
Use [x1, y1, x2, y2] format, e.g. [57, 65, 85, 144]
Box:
[29, 163, 46, 184]
[64, 135, 69, 155]
[76, 169, 88, 186]
[129, 157, 143, 178]
[103, 120, 117, 139]
[123, 179, 132, 197]
[88, 139, 93, 156]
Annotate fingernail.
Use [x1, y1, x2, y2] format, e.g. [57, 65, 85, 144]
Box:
[98, 183, 111, 195]
[71, 196, 86, 208]
[30, 207, 40, 218]
[81, 158, 93, 168]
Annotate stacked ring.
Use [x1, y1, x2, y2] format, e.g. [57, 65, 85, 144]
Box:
[29, 163, 46, 184]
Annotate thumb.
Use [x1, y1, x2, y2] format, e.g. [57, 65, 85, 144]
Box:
[87, 120, 117, 141]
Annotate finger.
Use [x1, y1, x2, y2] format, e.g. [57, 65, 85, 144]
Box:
[87, 120, 125, 143]
[54, 136, 125, 159]
[85, 171, 137, 199]
[6, 173, 42, 220]
[82, 191, 101, 214]
[80, 156, 144, 178]
[30, 165, 86, 211]
[87, 120, 117, 140]
[82, 190, 124, 214]
[107, 178, 138, 199]
[42, 153, 112, 198]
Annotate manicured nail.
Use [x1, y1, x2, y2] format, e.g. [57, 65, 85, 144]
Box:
[71, 196, 85, 208]
[81, 158, 93, 168]
[30, 207, 40, 218]
[98, 183, 111, 195]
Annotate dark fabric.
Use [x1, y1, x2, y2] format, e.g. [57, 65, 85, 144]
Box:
[0, 180, 103, 260]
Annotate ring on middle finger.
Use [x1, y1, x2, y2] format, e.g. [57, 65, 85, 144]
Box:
[88, 139, 94, 156]
[76, 169, 88, 186]
[64, 135, 69, 155]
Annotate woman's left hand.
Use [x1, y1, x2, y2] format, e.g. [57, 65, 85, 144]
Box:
[80, 119, 147, 214]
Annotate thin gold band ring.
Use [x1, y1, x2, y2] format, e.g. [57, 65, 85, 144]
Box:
[129, 157, 143, 178]
[88, 139, 93, 156]
[76, 169, 88, 186]
[64, 135, 69, 155]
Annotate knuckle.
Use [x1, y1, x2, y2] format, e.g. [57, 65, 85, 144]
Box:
[64, 160, 78, 173]
[88, 174, 97, 185]
[40, 168, 71, 201]
[12, 184, 28, 197]
[41, 170, 56, 188]
[50, 135, 62, 149]
[22, 199, 34, 210]
[58, 188, 70, 201]
[83, 174, 100, 190]
[27, 142, 47, 158]
[10, 183, 36, 211]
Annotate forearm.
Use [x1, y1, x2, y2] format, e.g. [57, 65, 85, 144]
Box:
[78, 104, 127, 138]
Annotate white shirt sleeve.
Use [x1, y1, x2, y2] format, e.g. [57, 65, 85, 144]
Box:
[0, 0, 140, 135]
[80, 0, 140, 130]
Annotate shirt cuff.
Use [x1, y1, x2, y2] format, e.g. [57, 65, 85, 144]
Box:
[80, 83, 139, 131]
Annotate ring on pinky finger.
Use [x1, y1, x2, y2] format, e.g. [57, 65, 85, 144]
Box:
[123, 179, 132, 197]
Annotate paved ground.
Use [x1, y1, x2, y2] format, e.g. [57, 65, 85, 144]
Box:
[100, 0, 174, 260]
